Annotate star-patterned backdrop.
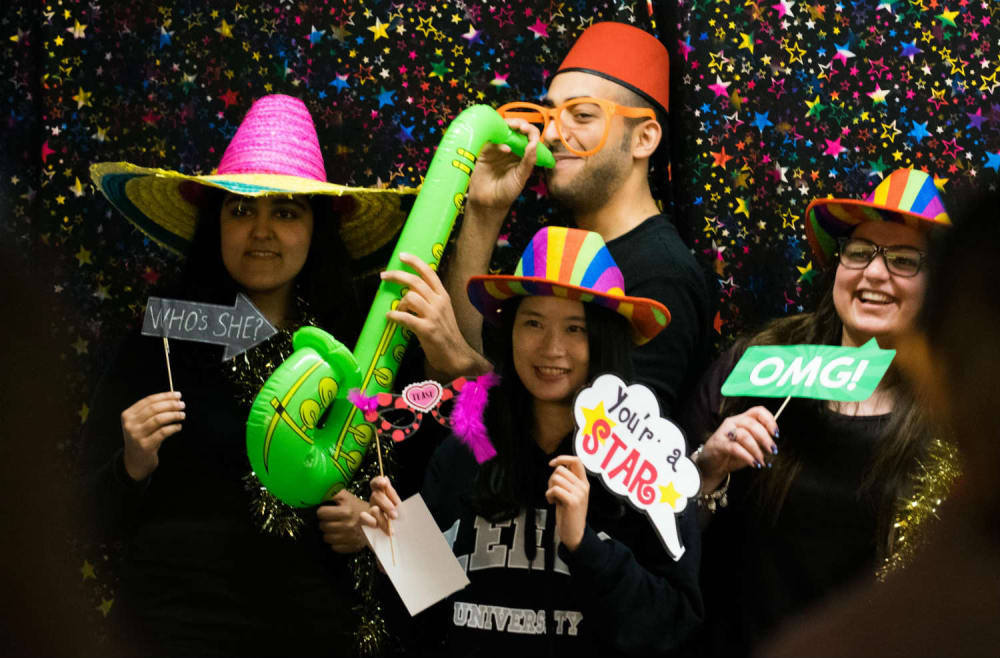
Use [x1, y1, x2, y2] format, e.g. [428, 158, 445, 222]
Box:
[1, 0, 998, 632]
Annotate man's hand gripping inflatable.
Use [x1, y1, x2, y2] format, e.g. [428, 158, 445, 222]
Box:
[246, 106, 554, 506]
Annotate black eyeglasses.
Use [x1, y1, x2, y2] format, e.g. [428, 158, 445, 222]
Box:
[836, 237, 927, 277]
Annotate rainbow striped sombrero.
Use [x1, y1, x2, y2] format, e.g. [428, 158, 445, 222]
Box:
[805, 168, 951, 265]
[467, 226, 670, 345]
[90, 95, 417, 260]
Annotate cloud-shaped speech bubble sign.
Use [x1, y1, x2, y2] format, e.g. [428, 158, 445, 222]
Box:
[573, 374, 700, 561]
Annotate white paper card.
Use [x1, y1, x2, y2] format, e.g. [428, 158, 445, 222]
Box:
[361, 493, 470, 616]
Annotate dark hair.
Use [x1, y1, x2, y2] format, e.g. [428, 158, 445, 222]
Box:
[176, 188, 363, 343]
[719, 261, 933, 559]
[470, 297, 634, 522]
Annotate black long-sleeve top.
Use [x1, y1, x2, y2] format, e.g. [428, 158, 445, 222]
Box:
[682, 351, 888, 657]
[605, 214, 714, 419]
[80, 331, 359, 657]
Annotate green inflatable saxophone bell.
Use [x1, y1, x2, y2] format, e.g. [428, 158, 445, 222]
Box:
[245, 105, 554, 507]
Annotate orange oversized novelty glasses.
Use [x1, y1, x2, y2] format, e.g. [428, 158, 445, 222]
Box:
[497, 97, 656, 157]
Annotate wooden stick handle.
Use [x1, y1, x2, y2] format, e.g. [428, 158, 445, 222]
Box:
[373, 431, 396, 565]
[162, 337, 175, 392]
[774, 394, 792, 420]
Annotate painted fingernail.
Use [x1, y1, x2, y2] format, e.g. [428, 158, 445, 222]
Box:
[767, 461, 773, 468]
[774, 428, 780, 438]
[754, 462, 762, 469]
[771, 445, 779, 455]
[726, 431, 736, 440]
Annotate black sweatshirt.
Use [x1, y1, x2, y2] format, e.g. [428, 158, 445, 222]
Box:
[415, 435, 703, 657]
[80, 331, 359, 657]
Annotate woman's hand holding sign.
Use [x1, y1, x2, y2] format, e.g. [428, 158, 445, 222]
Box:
[121, 391, 185, 481]
[694, 406, 779, 494]
[697, 340, 897, 495]
[546, 455, 590, 553]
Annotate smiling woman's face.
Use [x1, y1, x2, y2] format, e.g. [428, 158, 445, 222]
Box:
[833, 220, 928, 348]
[512, 295, 591, 405]
[219, 194, 314, 298]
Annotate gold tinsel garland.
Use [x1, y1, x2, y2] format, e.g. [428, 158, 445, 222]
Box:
[347, 436, 396, 657]
[226, 302, 395, 656]
[228, 318, 311, 539]
[877, 437, 961, 581]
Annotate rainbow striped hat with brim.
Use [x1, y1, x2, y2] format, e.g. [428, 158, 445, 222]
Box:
[467, 226, 670, 345]
[90, 94, 417, 259]
[805, 168, 951, 265]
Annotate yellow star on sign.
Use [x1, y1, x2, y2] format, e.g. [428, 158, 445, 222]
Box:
[580, 401, 615, 444]
[216, 19, 233, 38]
[80, 560, 96, 581]
[659, 482, 681, 508]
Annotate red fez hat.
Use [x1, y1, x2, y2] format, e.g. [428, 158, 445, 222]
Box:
[555, 22, 670, 116]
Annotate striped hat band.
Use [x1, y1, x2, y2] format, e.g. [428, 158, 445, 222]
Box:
[466, 226, 670, 345]
[804, 168, 951, 265]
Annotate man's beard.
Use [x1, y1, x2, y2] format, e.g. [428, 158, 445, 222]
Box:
[544, 138, 631, 214]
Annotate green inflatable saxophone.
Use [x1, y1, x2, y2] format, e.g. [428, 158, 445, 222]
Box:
[246, 106, 554, 506]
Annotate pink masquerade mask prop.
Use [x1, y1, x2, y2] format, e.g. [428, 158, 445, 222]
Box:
[348, 372, 500, 463]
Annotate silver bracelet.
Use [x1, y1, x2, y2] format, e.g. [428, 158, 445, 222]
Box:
[693, 446, 730, 513]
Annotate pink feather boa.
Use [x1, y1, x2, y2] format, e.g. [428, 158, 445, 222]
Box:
[450, 372, 500, 463]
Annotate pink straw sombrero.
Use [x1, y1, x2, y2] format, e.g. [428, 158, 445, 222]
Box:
[805, 168, 951, 265]
[90, 94, 417, 259]
[467, 226, 670, 345]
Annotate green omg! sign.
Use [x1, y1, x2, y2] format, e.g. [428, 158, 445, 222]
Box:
[721, 339, 895, 402]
